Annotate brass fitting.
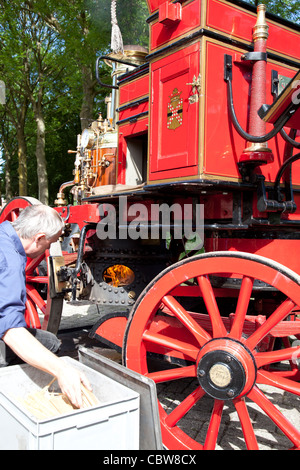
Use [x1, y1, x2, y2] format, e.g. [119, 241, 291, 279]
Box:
[253, 4, 269, 41]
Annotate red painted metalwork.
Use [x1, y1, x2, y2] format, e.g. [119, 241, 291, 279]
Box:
[206, 0, 300, 60]
[158, 1, 182, 27]
[151, 1, 200, 50]
[149, 42, 200, 180]
[118, 75, 149, 106]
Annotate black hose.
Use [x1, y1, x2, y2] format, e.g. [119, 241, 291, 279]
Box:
[226, 78, 285, 143]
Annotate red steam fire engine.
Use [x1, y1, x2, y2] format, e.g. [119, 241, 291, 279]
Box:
[1, 0, 300, 450]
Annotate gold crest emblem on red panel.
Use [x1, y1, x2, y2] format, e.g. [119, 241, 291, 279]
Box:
[167, 88, 183, 130]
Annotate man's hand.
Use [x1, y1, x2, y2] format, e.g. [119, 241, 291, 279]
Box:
[56, 364, 92, 408]
[3, 327, 92, 408]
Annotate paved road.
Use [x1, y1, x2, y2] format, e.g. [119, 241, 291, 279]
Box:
[56, 302, 300, 451]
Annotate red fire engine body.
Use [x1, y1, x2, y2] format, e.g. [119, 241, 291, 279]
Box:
[1, 0, 300, 450]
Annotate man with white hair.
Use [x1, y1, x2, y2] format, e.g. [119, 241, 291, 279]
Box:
[0, 204, 91, 408]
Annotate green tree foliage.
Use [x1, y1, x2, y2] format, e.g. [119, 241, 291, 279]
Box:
[245, 0, 300, 23]
[0, 0, 149, 204]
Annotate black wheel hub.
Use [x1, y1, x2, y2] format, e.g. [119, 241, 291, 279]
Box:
[197, 350, 246, 400]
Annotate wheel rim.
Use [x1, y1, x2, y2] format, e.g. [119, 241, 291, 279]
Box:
[0, 197, 63, 333]
[124, 251, 300, 450]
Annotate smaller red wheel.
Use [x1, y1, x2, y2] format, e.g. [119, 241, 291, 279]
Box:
[0, 197, 64, 333]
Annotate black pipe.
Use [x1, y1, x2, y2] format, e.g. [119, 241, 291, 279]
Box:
[226, 75, 285, 143]
[224, 54, 289, 143]
[280, 128, 300, 149]
[274, 151, 300, 192]
[95, 55, 140, 89]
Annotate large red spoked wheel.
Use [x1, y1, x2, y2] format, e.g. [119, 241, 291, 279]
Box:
[0, 197, 63, 333]
[123, 251, 300, 450]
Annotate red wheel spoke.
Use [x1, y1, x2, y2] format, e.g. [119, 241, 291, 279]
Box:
[25, 254, 46, 275]
[248, 386, 300, 448]
[257, 369, 300, 396]
[230, 276, 254, 340]
[142, 330, 199, 361]
[25, 297, 41, 329]
[164, 386, 205, 428]
[26, 284, 46, 315]
[162, 295, 211, 346]
[204, 400, 224, 450]
[147, 365, 197, 384]
[255, 346, 300, 368]
[245, 299, 296, 351]
[26, 276, 49, 284]
[233, 397, 259, 450]
[197, 275, 227, 337]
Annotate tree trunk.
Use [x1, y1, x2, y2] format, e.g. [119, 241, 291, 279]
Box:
[80, 64, 96, 130]
[16, 127, 27, 196]
[2, 143, 12, 201]
[0, 119, 13, 201]
[34, 95, 48, 205]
